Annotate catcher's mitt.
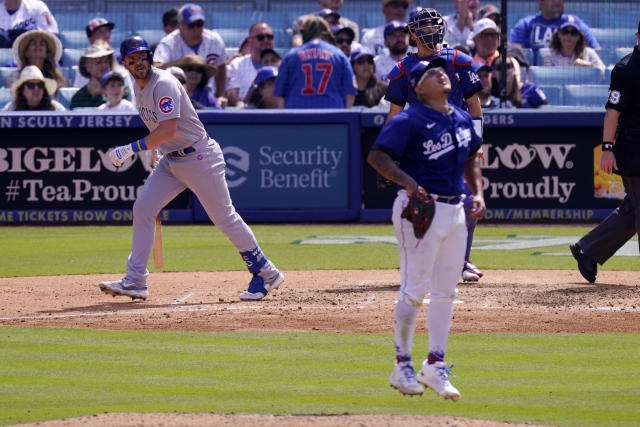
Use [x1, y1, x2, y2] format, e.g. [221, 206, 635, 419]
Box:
[401, 188, 435, 239]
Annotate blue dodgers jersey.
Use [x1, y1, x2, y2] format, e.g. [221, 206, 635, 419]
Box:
[384, 48, 482, 110]
[509, 14, 600, 51]
[372, 103, 482, 196]
[274, 39, 357, 108]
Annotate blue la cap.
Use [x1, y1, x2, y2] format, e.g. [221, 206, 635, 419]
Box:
[384, 20, 409, 39]
[179, 3, 205, 25]
[350, 46, 374, 62]
[317, 8, 340, 19]
[100, 71, 124, 87]
[408, 57, 447, 87]
[254, 66, 278, 86]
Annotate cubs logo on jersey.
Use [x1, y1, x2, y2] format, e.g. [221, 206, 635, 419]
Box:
[206, 53, 220, 65]
[159, 96, 174, 113]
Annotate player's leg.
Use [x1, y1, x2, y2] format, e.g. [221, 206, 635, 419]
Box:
[177, 140, 283, 300]
[100, 157, 186, 300]
[462, 186, 482, 282]
[416, 202, 466, 400]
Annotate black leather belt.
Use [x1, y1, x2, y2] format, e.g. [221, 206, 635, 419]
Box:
[434, 195, 462, 204]
[166, 146, 196, 158]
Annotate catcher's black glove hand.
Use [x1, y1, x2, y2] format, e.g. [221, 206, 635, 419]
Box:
[401, 187, 435, 239]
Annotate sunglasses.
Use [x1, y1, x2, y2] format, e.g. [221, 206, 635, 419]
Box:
[183, 65, 203, 73]
[560, 28, 579, 36]
[336, 37, 353, 45]
[253, 33, 274, 41]
[355, 58, 374, 65]
[24, 81, 44, 90]
[387, 1, 409, 9]
[187, 21, 204, 29]
[166, 20, 179, 28]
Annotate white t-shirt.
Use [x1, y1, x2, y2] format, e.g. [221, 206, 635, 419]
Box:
[360, 26, 385, 56]
[154, 28, 226, 67]
[2, 98, 65, 111]
[96, 98, 137, 111]
[443, 14, 472, 48]
[374, 54, 400, 83]
[226, 54, 260, 101]
[0, 0, 58, 46]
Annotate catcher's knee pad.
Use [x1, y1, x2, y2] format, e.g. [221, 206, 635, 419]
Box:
[429, 288, 458, 304]
[398, 291, 424, 308]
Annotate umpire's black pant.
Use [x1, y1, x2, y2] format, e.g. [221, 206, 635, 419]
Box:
[578, 175, 640, 264]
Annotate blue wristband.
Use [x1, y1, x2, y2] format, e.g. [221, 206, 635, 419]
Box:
[130, 138, 147, 152]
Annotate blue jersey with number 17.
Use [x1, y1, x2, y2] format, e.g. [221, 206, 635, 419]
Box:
[384, 47, 482, 110]
[274, 39, 357, 108]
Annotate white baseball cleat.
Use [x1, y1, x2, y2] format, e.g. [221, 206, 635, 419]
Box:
[417, 360, 461, 401]
[461, 270, 480, 282]
[99, 279, 148, 301]
[389, 361, 424, 396]
[462, 260, 483, 282]
[239, 269, 284, 301]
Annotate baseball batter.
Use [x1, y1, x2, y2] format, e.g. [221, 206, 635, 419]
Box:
[384, 7, 485, 282]
[99, 36, 283, 302]
[368, 58, 485, 399]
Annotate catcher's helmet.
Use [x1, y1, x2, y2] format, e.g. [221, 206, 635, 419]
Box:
[120, 35, 152, 62]
[407, 8, 446, 51]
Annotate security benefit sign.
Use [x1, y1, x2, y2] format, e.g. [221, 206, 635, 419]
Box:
[208, 123, 349, 209]
[0, 127, 150, 222]
[481, 127, 619, 221]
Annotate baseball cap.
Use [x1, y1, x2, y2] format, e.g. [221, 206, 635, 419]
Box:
[100, 71, 124, 88]
[85, 17, 115, 37]
[350, 46, 374, 62]
[317, 8, 340, 19]
[166, 66, 186, 81]
[559, 21, 580, 31]
[331, 25, 355, 40]
[254, 66, 278, 86]
[477, 4, 500, 20]
[507, 43, 530, 68]
[471, 18, 499, 39]
[259, 48, 282, 60]
[178, 3, 205, 24]
[408, 57, 446, 87]
[384, 20, 409, 39]
[383, 0, 410, 6]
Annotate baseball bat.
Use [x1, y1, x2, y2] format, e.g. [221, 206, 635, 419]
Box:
[151, 149, 164, 268]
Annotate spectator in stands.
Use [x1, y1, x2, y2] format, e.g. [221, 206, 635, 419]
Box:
[543, 22, 605, 80]
[470, 18, 500, 66]
[72, 17, 121, 88]
[491, 55, 547, 108]
[361, 0, 410, 55]
[443, 0, 480, 48]
[476, 4, 500, 26]
[225, 22, 275, 107]
[151, 7, 179, 52]
[177, 54, 221, 109]
[509, 0, 599, 65]
[154, 3, 227, 99]
[243, 66, 279, 109]
[224, 37, 250, 66]
[96, 71, 136, 111]
[275, 16, 356, 108]
[317, 8, 341, 27]
[351, 47, 388, 108]
[70, 40, 132, 110]
[2, 64, 64, 110]
[167, 64, 206, 109]
[0, 0, 58, 48]
[332, 25, 356, 58]
[475, 62, 510, 109]
[374, 20, 409, 82]
[6, 29, 65, 89]
[291, 0, 359, 48]
[260, 48, 281, 68]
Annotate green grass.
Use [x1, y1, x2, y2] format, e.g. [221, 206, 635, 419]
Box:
[1, 327, 638, 426]
[1, 224, 637, 277]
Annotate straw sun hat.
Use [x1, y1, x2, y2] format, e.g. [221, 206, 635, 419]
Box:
[12, 29, 63, 68]
[10, 65, 58, 98]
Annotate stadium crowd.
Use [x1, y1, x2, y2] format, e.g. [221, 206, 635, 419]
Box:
[0, 0, 634, 111]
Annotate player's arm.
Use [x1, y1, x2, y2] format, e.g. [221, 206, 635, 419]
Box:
[368, 148, 418, 195]
[345, 94, 355, 108]
[466, 94, 482, 117]
[600, 108, 620, 174]
[108, 119, 178, 166]
[225, 87, 242, 107]
[386, 103, 404, 122]
[464, 153, 485, 219]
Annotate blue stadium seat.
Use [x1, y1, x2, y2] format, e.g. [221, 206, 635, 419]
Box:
[364, 12, 385, 28]
[528, 66, 604, 86]
[0, 87, 12, 108]
[136, 29, 166, 46]
[604, 64, 614, 83]
[56, 87, 78, 110]
[132, 12, 161, 32]
[591, 28, 636, 48]
[59, 30, 88, 49]
[216, 28, 250, 50]
[0, 66, 16, 88]
[209, 11, 287, 30]
[537, 85, 563, 105]
[55, 12, 128, 33]
[0, 48, 14, 66]
[563, 84, 608, 107]
[61, 48, 84, 67]
[614, 46, 633, 62]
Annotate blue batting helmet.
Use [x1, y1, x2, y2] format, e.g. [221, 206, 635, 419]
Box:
[407, 8, 446, 51]
[120, 36, 152, 61]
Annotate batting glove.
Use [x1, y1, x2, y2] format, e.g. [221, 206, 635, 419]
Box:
[109, 144, 134, 167]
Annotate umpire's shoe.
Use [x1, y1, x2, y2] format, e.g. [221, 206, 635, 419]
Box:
[99, 279, 148, 301]
[239, 268, 284, 301]
[570, 243, 597, 283]
[390, 360, 424, 395]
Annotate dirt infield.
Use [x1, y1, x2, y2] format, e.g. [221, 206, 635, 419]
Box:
[3, 269, 639, 426]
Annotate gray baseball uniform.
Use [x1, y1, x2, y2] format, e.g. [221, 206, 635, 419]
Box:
[125, 67, 269, 286]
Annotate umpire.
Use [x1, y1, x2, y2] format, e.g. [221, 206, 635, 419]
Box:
[570, 23, 640, 283]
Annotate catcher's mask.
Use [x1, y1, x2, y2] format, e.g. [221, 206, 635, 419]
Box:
[407, 8, 446, 51]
